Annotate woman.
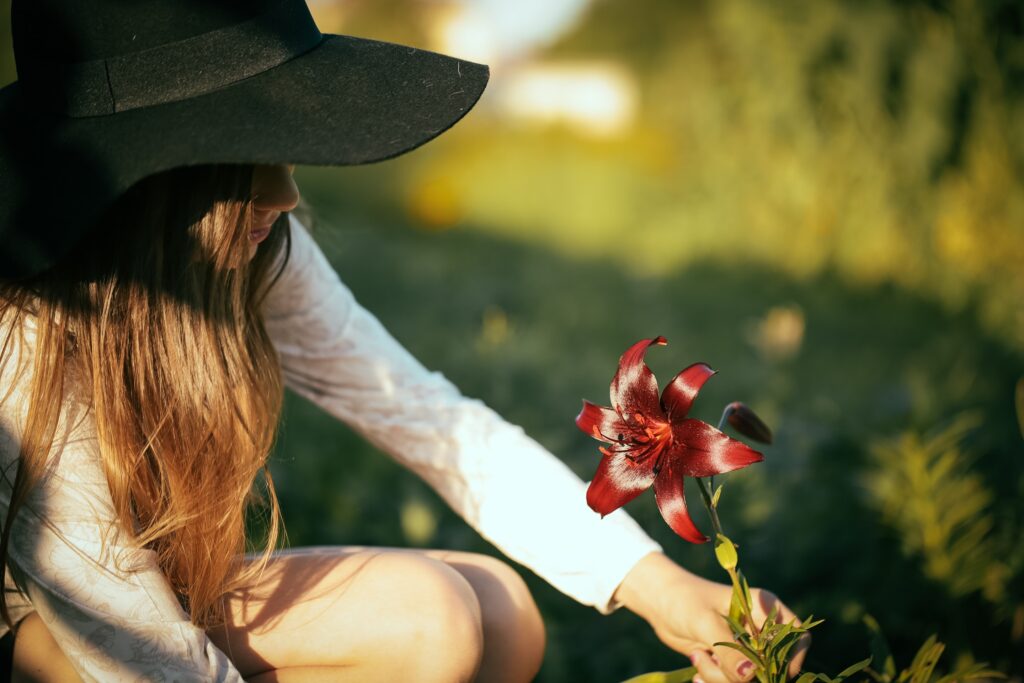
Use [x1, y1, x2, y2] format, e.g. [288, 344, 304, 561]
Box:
[0, 1, 808, 682]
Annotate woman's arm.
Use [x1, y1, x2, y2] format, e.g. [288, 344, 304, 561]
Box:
[263, 216, 663, 612]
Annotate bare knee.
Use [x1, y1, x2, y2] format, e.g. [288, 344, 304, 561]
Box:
[365, 552, 484, 683]
[453, 555, 546, 683]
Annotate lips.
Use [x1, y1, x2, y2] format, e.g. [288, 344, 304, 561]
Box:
[250, 210, 280, 243]
[249, 227, 272, 243]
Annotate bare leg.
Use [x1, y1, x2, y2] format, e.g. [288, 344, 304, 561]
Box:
[246, 667, 360, 682]
[11, 546, 545, 682]
[354, 546, 546, 683]
[210, 546, 545, 683]
[10, 613, 82, 683]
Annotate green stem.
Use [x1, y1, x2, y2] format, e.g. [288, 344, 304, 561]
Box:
[700, 407, 732, 551]
[716, 408, 731, 432]
[696, 404, 763, 640]
[696, 476, 761, 638]
[695, 477, 724, 539]
[728, 567, 762, 640]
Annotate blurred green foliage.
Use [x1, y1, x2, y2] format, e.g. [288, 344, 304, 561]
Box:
[394, 0, 1024, 349]
[862, 615, 1006, 683]
[2, 0, 1023, 680]
[867, 415, 1018, 605]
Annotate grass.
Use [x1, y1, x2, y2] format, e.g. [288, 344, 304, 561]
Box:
[269, 168, 1023, 680]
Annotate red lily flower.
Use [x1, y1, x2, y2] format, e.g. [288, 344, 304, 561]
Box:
[576, 337, 764, 543]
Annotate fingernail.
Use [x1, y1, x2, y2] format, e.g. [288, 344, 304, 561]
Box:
[737, 660, 754, 679]
[694, 676, 705, 683]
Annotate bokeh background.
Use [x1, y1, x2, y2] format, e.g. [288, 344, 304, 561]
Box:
[3, 0, 1023, 679]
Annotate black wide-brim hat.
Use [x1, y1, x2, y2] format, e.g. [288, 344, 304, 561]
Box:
[0, 0, 489, 279]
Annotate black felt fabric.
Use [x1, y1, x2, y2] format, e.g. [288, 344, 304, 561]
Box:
[13, 0, 275, 63]
[0, 0, 489, 279]
[98, 3, 322, 116]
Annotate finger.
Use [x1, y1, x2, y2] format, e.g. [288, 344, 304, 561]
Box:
[672, 636, 706, 657]
[753, 589, 782, 623]
[677, 601, 754, 683]
[690, 648, 734, 683]
[654, 626, 705, 660]
[694, 619, 754, 683]
[788, 632, 812, 678]
[711, 639, 755, 683]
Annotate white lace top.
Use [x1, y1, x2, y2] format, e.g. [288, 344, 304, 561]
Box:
[0, 215, 662, 681]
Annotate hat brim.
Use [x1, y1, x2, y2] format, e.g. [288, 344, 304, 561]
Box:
[0, 33, 488, 278]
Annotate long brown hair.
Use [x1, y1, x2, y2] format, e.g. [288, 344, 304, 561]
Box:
[0, 164, 291, 629]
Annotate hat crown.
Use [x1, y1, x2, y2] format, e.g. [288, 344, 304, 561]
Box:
[10, 0, 322, 117]
[12, 0, 280, 69]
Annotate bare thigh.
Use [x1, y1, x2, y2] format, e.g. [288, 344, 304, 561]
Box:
[10, 613, 82, 683]
[209, 546, 545, 683]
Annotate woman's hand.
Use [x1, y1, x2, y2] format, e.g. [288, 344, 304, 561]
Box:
[613, 552, 810, 683]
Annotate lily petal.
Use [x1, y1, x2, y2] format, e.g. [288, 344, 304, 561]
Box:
[653, 460, 708, 543]
[661, 363, 716, 421]
[668, 418, 764, 478]
[575, 400, 631, 443]
[611, 337, 667, 424]
[586, 453, 657, 516]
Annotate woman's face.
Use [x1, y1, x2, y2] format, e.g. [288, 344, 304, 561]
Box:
[249, 164, 299, 246]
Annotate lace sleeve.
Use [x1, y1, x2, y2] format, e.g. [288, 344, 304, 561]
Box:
[0, 331, 244, 682]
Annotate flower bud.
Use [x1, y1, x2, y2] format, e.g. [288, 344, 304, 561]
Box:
[715, 534, 738, 571]
[725, 401, 773, 444]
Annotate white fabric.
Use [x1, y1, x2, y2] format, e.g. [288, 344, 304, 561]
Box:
[0, 214, 661, 681]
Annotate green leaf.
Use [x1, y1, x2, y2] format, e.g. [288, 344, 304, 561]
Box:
[712, 484, 723, 508]
[726, 614, 746, 637]
[739, 572, 754, 614]
[770, 633, 806, 674]
[764, 632, 795, 680]
[716, 534, 739, 570]
[835, 658, 873, 682]
[800, 616, 825, 631]
[769, 623, 794, 647]
[729, 589, 745, 626]
[959, 668, 1006, 681]
[907, 636, 942, 683]
[714, 640, 762, 662]
[728, 573, 752, 632]
[795, 673, 819, 683]
[766, 602, 781, 625]
[934, 664, 1007, 683]
[620, 666, 698, 683]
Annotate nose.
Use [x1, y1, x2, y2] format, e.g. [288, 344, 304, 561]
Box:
[251, 164, 300, 213]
